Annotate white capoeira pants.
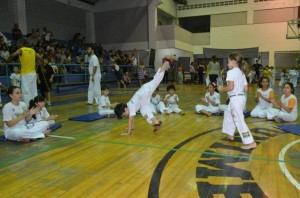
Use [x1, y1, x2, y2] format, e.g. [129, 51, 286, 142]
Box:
[290, 76, 298, 88]
[222, 95, 254, 144]
[250, 105, 272, 118]
[150, 102, 166, 114]
[165, 104, 182, 114]
[266, 108, 297, 122]
[99, 109, 114, 116]
[5, 121, 49, 141]
[195, 104, 219, 113]
[88, 74, 101, 104]
[135, 68, 165, 124]
[21, 73, 38, 107]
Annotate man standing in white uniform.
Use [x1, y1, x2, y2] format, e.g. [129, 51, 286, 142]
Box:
[86, 45, 101, 105]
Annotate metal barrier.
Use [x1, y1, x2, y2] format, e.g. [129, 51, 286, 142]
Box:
[0, 63, 155, 93]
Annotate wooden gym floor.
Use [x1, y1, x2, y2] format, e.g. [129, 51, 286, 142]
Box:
[0, 83, 299, 198]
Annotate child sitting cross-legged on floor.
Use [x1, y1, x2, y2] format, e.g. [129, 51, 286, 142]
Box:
[28, 96, 58, 127]
[164, 84, 185, 115]
[98, 86, 118, 118]
[195, 82, 220, 116]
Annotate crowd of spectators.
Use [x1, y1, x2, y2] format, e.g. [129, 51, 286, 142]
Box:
[0, 24, 140, 79]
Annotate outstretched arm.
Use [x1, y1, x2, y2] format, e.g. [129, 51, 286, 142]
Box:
[7, 49, 22, 63]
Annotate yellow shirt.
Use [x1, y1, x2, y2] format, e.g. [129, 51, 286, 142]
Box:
[262, 70, 271, 79]
[19, 47, 36, 75]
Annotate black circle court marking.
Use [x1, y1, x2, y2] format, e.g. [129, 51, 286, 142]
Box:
[148, 128, 219, 198]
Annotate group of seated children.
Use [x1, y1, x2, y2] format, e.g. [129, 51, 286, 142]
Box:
[98, 84, 186, 117]
[194, 76, 297, 123]
[250, 76, 297, 123]
[2, 86, 58, 142]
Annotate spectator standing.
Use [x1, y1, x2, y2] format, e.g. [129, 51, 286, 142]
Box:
[207, 55, 220, 84]
[252, 59, 263, 79]
[86, 45, 101, 105]
[12, 23, 22, 42]
[190, 62, 196, 84]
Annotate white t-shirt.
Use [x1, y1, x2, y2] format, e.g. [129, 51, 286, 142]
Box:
[35, 107, 50, 121]
[205, 92, 220, 107]
[114, 64, 120, 71]
[226, 67, 247, 95]
[281, 94, 297, 118]
[257, 88, 273, 107]
[88, 54, 101, 76]
[164, 94, 179, 106]
[132, 57, 137, 65]
[151, 94, 162, 105]
[3, 101, 27, 133]
[127, 86, 146, 117]
[99, 95, 111, 110]
[10, 73, 21, 87]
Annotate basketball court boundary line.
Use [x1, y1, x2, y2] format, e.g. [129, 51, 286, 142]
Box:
[2, 127, 300, 168]
[48, 133, 300, 165]
[278, 139, 300, 190]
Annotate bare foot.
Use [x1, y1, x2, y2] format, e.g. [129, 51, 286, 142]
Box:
[22, 139, 30, 143]
[180, 112, 185, 116]
[241, 142, 257, 150]
[121, 132, 131, 136]
[227, 135, 234, 140]
[206, 112, 212, 117]
[43, 130, 52, 137]
[153, 120, 162, 132]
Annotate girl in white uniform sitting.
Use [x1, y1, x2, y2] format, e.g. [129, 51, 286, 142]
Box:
[195, 82, 220, 116]
[150, 88, 167, 114]
[2, 86, 50, 142]
[164, 84, 185, 115]
[250, 76, 274, 118]
[98, 86, 118, 117]
[266, 82, 298, 123]
[28, 96, 58, 126]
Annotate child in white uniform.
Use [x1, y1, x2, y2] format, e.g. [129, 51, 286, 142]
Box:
[150, 88, 167, 114]
[278, 69, 289, 87]
[195, 83, 220, 116]
[266, 82, 298, 122]
[250, 77, 274, 118]
[288, 67, 298, 88]
[218, 52, 256, 150]
[2, 86, 50, 142]
[114, 62, 169, 135]
[98, 86, 118, 117]
[164, 84, 185, 115]
[10, 66, 21, 87]
[28, 96, 58, 126]
[248, 68, 256, 84]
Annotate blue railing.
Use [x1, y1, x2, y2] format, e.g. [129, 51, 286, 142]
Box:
[0, 63, 155, 88]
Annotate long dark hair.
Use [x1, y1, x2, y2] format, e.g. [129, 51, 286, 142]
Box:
[6, 86, 19, 99]
[258, 76, 270, 88]
[29, 96, 45, 119]
[208, 82, 219, 93]
[283, 82, 295, 94]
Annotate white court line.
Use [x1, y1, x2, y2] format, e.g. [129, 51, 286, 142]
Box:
[278, 139, 300, 191]
[48, 135, 75, 140]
